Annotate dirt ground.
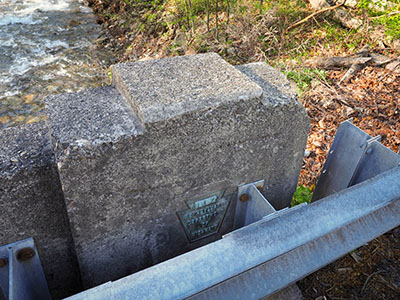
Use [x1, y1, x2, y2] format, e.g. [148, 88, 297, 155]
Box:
[298, 227, 400, 300]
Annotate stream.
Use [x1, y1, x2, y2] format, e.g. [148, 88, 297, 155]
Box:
[0, 0, 114, 128]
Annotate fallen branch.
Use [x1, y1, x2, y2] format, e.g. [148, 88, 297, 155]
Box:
[305, 46, 399, 84]
[288, 2, 344, 30]
[340, 45, 370, 84]
[385, 58, 400, 72]
[339, 63, 364, 84]
[352, 44, 370, 57]
[305, 56, 372, 69]
[370, 53, 394, 66]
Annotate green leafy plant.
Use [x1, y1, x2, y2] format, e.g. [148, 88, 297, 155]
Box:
[377, 14, 400, 40]
[291, 185, 313, 207]
[358, 0, 400, 40]
[284, 68, 327, 95]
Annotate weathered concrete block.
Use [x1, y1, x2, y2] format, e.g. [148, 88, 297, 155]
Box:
[236, 62, 309, 207]
[0, 122, 82, 299]
[45, 53, 309, 288]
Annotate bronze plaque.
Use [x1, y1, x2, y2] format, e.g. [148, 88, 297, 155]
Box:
[177, 191, 231, 242]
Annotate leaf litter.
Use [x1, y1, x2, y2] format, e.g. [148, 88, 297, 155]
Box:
[297, 56, 400, 300]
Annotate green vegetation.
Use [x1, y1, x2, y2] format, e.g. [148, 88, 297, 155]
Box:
[358, 0, 400, 40]
[92, 0, 400, 92]
[285, 68, 327, 95]
[376, 14, 400, 40]
[291, 185, 313, 207]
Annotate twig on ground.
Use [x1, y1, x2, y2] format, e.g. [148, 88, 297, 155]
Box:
[288, 2, 344, 30]
[215, 0, 219, 40]
[371, 11, 400, 19]
[361, 270, 385, 294]
[306, 56, 372, 69]
[350, 251, 363, 263]
[376, 274, 400, 293]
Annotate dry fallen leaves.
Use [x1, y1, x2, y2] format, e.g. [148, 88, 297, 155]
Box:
[298, 65, 400, 186]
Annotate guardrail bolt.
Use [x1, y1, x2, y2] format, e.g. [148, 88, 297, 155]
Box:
[16, 248, 36, 261]
[240, 194, 249, 202]
[0, 257, 7, 268]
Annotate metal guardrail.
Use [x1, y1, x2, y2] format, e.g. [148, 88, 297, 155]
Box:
[64, 121, 400, 300]
[65, 166, 400, 300]
[2, 121, 400, 300]
[311, 119, 400, 201]
[0, 238, 50, 300]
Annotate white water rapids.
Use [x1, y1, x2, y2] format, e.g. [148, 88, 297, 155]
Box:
[0, 0, 114, 128]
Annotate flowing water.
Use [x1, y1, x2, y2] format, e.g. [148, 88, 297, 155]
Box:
[0, 0, 114, 128]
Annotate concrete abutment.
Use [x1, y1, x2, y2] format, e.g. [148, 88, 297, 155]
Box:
[0, 53, 309, 298]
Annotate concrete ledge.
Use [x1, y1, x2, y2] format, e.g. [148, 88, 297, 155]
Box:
[0, 122, 81, 299]
[44, 86, 144, 163]
[236, 62, 297, 106]
[112, 53, 263, 123]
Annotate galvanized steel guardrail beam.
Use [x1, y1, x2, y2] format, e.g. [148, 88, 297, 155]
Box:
[311, 119, 400, 201]
[2, 121, 399, 300]
[65, 166, 400, 300]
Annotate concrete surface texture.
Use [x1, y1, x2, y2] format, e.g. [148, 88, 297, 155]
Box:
[0, 121, 82, 299]
[44, 53, 309, 288]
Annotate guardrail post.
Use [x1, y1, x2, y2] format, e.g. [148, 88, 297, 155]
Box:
[0, 238, 51, 300]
